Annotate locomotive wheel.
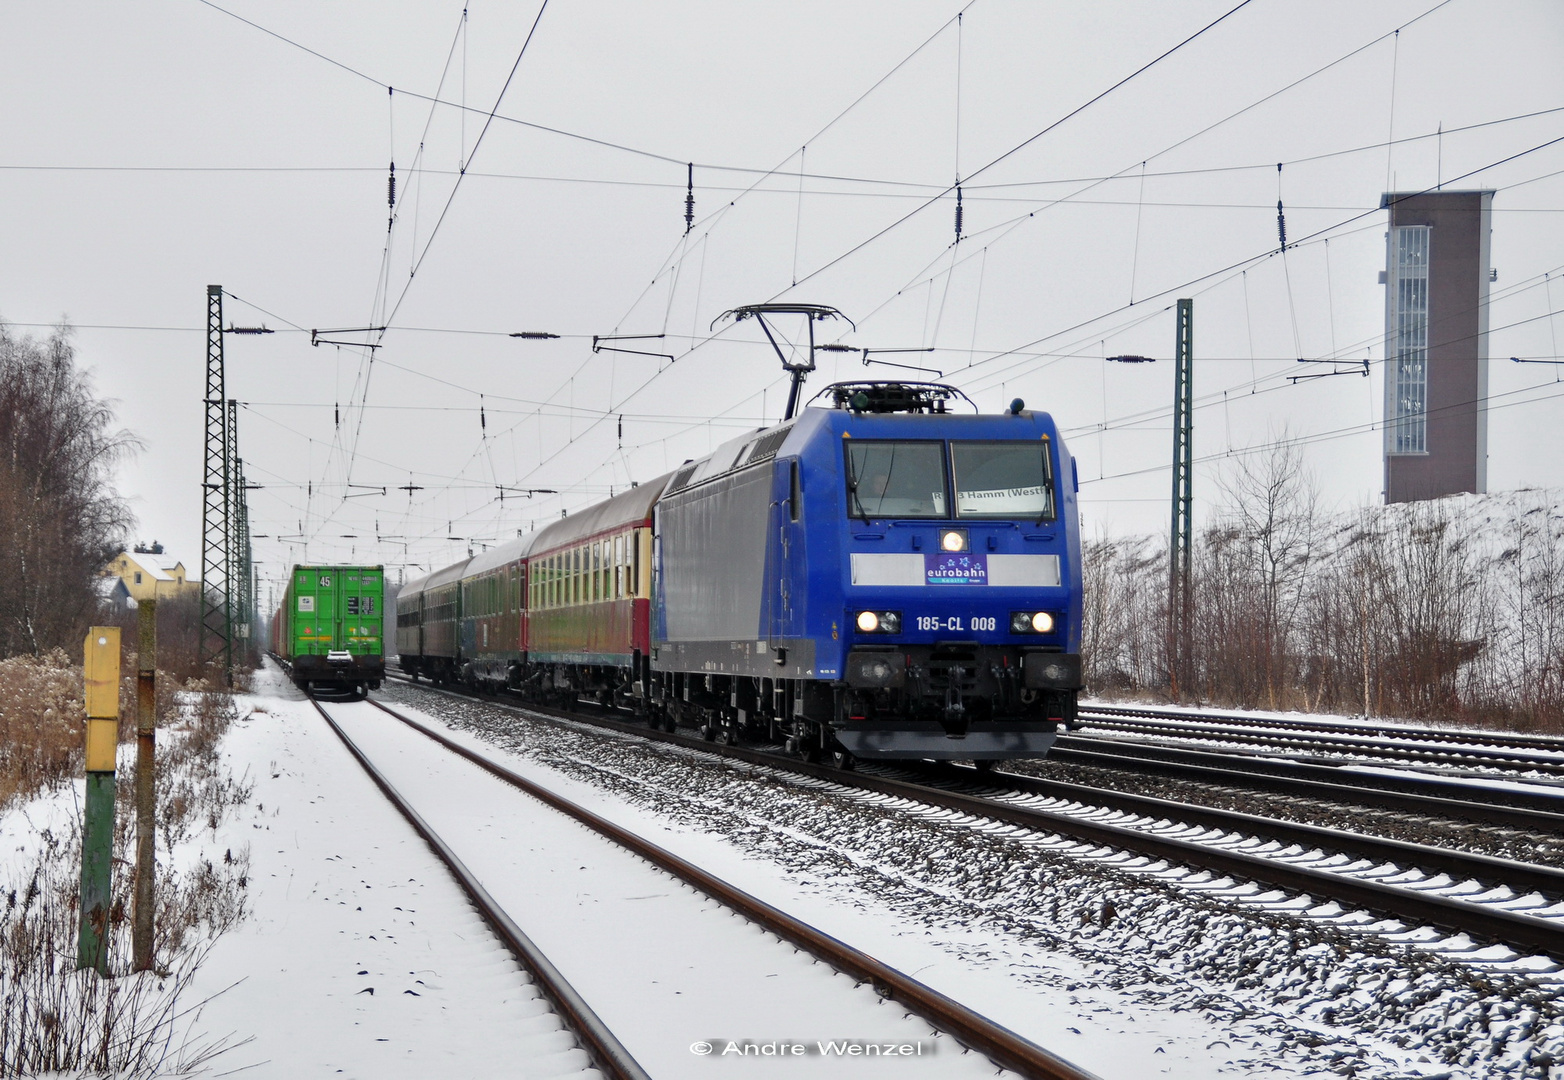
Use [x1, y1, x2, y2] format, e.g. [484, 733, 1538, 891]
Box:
[972, 759, 995, 773]
[830, 749, 856, 771]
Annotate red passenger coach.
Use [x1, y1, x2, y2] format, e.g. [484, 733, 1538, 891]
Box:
[524, 478, 668, 695]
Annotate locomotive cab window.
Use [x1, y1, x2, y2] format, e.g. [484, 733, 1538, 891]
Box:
[951, 441, 1055, 520]
[844, 441, 947, 519]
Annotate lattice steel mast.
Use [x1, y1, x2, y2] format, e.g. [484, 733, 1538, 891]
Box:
[200, 286, 232, 680]
[227, 399, 255, 653]
[1168, 298, 1194, 695]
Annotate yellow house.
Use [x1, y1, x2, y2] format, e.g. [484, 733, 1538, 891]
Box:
[105, 550, 201, 602]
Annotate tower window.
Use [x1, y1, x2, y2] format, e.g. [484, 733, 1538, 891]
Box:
[1385, 225, 1430, 455]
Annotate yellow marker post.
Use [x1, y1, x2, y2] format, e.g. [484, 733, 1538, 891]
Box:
[78, 627, 120, 973]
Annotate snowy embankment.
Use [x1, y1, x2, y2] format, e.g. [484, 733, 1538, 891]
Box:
[12, 661, 1564, 1077]
[371, 682, 1564, 1079]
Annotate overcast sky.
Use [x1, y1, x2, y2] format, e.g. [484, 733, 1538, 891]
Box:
[2, 1, 1561, 611]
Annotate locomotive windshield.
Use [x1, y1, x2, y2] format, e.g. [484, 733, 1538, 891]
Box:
[845, 441, 947, 519]
[951, 441, 1055, 520]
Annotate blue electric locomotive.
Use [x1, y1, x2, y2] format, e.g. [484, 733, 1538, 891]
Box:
[650, 381, 1081, 762]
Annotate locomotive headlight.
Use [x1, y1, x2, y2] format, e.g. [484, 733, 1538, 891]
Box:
[939, 529, 968, 553]
[1011, 611, 1056, 634]
[855, 610, 902, 634]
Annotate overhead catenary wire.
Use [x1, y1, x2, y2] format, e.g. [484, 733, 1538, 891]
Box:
[186, 6, 1551, 565]
[327, 1, 552, 544]
[773, 0, 1259, 299]
[531, 0, 1269, 509]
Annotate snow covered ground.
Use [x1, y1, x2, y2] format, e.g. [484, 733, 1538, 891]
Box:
[10, 662, 1564, 1077]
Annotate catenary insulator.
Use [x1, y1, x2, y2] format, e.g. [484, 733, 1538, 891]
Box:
[685, 163, 695, 234]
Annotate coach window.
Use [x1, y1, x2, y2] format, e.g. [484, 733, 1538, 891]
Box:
[635, 528, 647, 598]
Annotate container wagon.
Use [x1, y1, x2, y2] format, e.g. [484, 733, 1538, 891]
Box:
[273, 564, 386, 696]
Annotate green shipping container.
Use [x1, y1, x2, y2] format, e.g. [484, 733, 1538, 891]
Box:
[274, 564, 386, 695]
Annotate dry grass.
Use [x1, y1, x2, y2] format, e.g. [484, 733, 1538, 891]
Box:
[0, 830, 246, 1077]
[0, 684, 253, 1076]
[0, 650, 85, 811]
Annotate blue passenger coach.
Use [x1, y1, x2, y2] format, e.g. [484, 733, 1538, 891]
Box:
[651, 382, 1081, 762]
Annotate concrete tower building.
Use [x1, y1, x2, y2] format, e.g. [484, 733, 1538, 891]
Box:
[1381, 189, 1493, 503]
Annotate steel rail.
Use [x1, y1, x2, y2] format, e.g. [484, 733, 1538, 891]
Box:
[380, 677, 1564, 961]
[1050, 737, 1564, 829]
[366, 697, 1101, 1080]
[1082, 703, 1564, 754]
[1073, 713, 1564, 777]
[307, 696, 653, 1080]
[982, 769, 1564, 899]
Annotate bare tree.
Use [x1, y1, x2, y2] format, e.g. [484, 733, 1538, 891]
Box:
[1081, 533, 1165, 695]
[1193, 435, 1319, 709]
[0, 322, 138, 657]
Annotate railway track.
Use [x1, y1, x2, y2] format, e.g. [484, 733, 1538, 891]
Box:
[309, 689, 1099, 1080]
[1048, 734, 1564, 831]
[1074, 704, 1564, 779]
[382, 674, 1564, 965]
[307, 694, 651, 1080]
[1084, 702, 1564, 755]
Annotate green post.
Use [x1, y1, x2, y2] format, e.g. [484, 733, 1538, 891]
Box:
[78, 626, 121, 974]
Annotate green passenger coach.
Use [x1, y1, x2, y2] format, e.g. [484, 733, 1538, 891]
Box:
[272, 564, 386, 696]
